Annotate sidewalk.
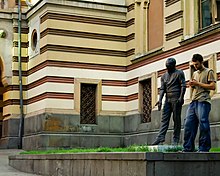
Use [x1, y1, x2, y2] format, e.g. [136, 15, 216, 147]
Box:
[0, 149, 41, 176]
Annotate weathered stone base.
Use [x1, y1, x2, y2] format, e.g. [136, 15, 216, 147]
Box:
[0, 118, 20, 149]
[9, 152, 220, 176]
[2, 121, 220, 150]
[2, 98, 220, 149]
[21, 123, 220, 150]
[125, 125, 220, 148]
[0, 137, 19, 149]
[23, 133, 124, 150]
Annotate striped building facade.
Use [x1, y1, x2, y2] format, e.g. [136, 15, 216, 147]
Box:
[0, 0, 220, 149]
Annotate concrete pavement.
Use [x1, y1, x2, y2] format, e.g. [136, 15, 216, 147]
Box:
[0, 149, 41, 176]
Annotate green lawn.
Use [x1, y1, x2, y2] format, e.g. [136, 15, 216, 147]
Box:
[20, 145, 183, 154]
[20, 146, 150, 154]
[210, 148, 220, 152]
[20, 145, 220, 155]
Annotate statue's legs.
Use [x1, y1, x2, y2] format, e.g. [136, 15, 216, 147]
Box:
[152, 101, 172, 145]
[172, 102, 182, 144]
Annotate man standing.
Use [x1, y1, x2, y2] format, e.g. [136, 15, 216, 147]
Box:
[152, 58, 186, 145]
[183, 54, 216, 152]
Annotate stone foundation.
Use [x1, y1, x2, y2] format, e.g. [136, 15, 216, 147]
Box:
[1, 98, 220, 149]
[0, 118, 20, 149]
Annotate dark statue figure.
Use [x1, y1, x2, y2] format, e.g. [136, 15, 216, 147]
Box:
[152, 58, 186, 145]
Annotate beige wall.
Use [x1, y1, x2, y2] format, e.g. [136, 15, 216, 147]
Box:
[22, 0, 220, 116]
[1, 0, 220, 117]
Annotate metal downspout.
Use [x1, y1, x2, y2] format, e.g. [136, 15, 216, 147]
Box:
[18, 0, 24, 149]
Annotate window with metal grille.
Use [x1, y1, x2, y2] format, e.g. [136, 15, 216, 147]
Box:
[80, 83, 97, 124]
[140, 79, 152, 123]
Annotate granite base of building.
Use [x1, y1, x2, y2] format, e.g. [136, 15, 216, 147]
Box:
[21, 123, 220, 150]
[23, 133, 124, 150]
[1, 98, 220, 149]
[0, 118, 20, 149]
[0, 137, 19, 149]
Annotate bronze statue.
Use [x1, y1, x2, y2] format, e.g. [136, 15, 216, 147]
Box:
[152, 58, 186, 145]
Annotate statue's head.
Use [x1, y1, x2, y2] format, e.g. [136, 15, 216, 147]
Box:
[166, 58, 176, 72]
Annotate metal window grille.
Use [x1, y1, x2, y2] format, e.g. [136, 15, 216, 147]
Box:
[141, 79, 152, 123]
[80, 83, 97, 124]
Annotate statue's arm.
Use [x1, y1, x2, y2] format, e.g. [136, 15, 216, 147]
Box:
[156, 76, 165, 110]
[159, 76, 165, 102]
[178, 71, 186, 104]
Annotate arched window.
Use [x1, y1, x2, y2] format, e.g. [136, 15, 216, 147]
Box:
[31, 29, 38, 51]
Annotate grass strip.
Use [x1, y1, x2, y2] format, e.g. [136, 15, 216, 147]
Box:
[20, 145, 220, 155]
[20, 145, 182, 154]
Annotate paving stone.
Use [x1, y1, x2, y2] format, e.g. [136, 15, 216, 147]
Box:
[0, 149, 40, 176]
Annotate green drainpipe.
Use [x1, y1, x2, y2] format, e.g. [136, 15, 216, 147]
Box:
[18, 0, 24, 149]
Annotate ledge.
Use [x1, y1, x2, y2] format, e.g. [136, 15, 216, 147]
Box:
[131, 47, 164, 64]
[180, 23, 220, 46]
[9, 152, 220, 176]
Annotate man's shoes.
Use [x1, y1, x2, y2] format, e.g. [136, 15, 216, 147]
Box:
[197, 150, 209, 152]
[181, 149, 189, 152]
[152, 138, 165, 145]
